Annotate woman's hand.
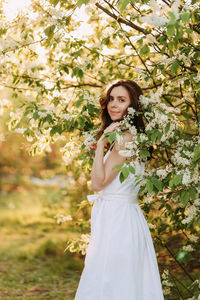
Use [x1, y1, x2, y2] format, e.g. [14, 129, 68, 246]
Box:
[97, 122, 121, 147]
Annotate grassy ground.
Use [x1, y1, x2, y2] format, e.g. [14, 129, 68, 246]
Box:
[0, 175, 199, 300]
[0, 181, 83, 300]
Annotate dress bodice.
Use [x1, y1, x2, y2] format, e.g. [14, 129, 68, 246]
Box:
[101, 146, 145, 197]
[87, 143, 146, 204]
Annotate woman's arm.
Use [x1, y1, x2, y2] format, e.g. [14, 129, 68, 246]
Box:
[91, 129, 133, 192]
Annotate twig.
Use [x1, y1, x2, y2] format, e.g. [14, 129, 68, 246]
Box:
[162, 94, 175, 107]
[169, 272, 184, 299]
[156, 236, 195, 282]
[95, 3, 149, 34]
[124, 34, 157, 87]
[169, 271, 194, 297]
[161, 0, 171, 7]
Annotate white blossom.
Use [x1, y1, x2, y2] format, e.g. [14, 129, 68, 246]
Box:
[139, 133, 148, 142]
[182, 205, 199, 224]
[127, 107, 136, 115]
[182, 169, 192, 186]
[57, 215, 72, 224]
[139, 13, 169, 27]
[14, 128, 26, 134]
[118, 149, 134, 157]
[183, 244, 194, 252]
[188, 234, 199, 243]
[129, 125, 137, 136]
[38, 111, 48, 118]
[156, 168, 168, 179]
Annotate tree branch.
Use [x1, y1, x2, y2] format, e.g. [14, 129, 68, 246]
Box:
[123, 33, 157, 87]
[95, 3, 149, 35]
[155, 236, 195, 283]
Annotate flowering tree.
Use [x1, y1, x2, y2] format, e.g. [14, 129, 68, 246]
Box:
[1, 0, 200, 298]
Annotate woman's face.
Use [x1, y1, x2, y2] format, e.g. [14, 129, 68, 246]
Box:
[107, 85, 131, 121]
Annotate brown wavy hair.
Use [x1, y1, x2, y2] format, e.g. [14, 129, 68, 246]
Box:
[97, 79, 153, 159]
[97, 80, 145, 138]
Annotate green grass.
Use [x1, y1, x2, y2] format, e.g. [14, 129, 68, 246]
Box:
[0, 178, 199, 300]
[0, 184, 83, 300]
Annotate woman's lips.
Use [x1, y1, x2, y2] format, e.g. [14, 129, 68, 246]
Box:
[110, 111, 120, 114]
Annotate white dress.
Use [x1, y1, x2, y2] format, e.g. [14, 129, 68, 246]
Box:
[75, 145, 164, 300]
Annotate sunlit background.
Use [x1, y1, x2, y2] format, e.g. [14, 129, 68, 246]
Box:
[3, 0, 32, 19]
[1, 1, 199, 299]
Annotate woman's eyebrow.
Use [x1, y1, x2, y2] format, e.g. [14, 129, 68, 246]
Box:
[110, 95, 128, 99]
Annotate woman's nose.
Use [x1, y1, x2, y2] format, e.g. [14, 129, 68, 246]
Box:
[110, 99, 118, 107]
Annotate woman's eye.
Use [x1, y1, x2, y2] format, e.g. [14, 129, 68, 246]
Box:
[119, 99, 124, 102]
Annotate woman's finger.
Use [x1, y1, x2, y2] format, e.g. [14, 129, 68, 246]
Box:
[105, 123, 120, 133]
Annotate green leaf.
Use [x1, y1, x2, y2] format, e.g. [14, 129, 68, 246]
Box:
[129, 165, 135, 174]
[146, 180, 153, 193]
[62, 65, 69, 74]
[112, 164, 122, 171]
[166, 203, 172, 211]
[169, 178, 174, 188]
[77, 0, 90, 7]
[50, 126, 58, 137]
[76, 96, 84, 107]
[24, 106, 33, 116]
[72, 67, 84, 79]
[33, 112, 39, 120]
[157, 131, 162, 142]
[78, 68, 83, 79]
[182, 111, 192, 119]
[181, 190, 189, 206]
[119, 171, 125, 183]
[168, 11, 176, 23]
[78, 116, 85, 127]
[140, 45, 150, 56]
[44, 25, 55, 40]
[180, 12, 190, 23]
[87, 104, 96, 114]
[192, 144, 200, 162]
[140, 149, 151, 158]
[151, 130, 158, 142]
[45, 114, 53, 124]
[173, 174, 183, 186]
[120, 0, 130, 11]
[103, 132, 116, 143]
[151, 176, 163, 191]
[171, 61, 180, 75]
[121, 166, 129, 179]
[167, 24, 175, 37]
[164, 122, 170, 134]
[50, 0, 59, 6]
[188, 187, 197, 200]
[177, 250, 192, 264]
[159, 203, 165, 210]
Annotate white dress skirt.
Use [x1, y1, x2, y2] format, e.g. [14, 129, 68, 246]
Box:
[74, 147, 164, 300]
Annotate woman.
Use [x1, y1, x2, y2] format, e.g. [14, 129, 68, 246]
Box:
[75, 80, 164, 300]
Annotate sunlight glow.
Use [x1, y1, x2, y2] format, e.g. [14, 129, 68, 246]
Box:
[71, 5, 94, 39]
[3, 0, 31, 20]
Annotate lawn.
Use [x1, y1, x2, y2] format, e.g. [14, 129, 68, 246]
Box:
[0, 174, 199, 300]
[0, 180, 83, 300]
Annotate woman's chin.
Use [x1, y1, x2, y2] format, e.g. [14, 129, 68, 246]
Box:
[111, 116, 123, 122]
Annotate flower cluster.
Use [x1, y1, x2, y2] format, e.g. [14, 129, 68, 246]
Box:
[60, 140, 81, 165]
[181, 198, 200, 225]
[56, 214, 72, 224]
[161, 269, 173, 296]
[82, 129, 99, 151]
[65, 233, 91, 255]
